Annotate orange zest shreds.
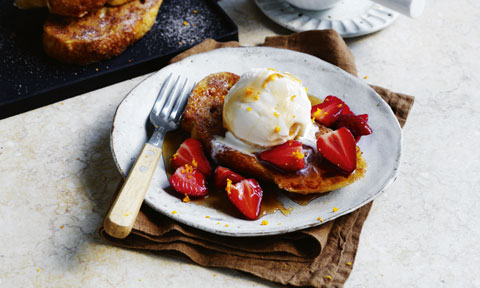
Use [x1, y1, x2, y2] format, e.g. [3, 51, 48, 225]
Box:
[193, 10, 198, 13]
[172, 210, 177, 214]
[246, 107, 252, 111]
[191, 159, 198, 167]
[254, 94, 260, 101]
[332, 207, 339, 212]
[325, 275, 332, 280]
[337, 104, 342, 108]
[246, 88, 254, 96]
[346, 262, 352, 266]
[311, 117, 316, 123]
[225, 178, 232, 195]
[183, 195, 191, 203]
[274, 112, 279, 118]
[60, 225, 65, 229]
[205, 216, 210, 218]
[261, 220, 269, 225]
[187, 175, 192, 179]
[183, 21, 188, 26]
[262, 73, 283, 88]
[95, 68, 99, 71]
[292, 149, 304, 160]
[274, 126, 280, 133]
[317, 217, 323, 222]
[290, 95, 296, 101]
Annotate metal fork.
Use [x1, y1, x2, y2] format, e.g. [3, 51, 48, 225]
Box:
[104, 73, 195, 239]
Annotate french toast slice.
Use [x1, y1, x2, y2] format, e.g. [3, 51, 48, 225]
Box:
[15, 0, 132, 14]
[181, 72, 366, 194]
[43, 0, 162, 65]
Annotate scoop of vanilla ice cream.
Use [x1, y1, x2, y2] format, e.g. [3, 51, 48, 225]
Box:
[222, 68, 316, 148]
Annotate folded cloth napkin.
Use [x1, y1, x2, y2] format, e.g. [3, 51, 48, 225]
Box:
[100, 30, 414, 287]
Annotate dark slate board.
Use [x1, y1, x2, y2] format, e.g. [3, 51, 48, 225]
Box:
[0, 0, 238, 119]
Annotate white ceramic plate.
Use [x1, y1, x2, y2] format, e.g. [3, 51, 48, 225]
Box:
[255, 0, 399, 38]
[111, 47, 402, 237]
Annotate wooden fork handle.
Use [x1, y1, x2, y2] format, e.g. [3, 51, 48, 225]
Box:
[104, 143, 162, 239]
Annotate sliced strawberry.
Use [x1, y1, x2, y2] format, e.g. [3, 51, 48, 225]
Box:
[214, 166, 245, 190]
[324, 95, 354, 115]
[259, 140, 305, 172]
[169, 164, 208, 196]
[171, 138, 212, 176]
[352, 114, 369, 142]
[316, 127, 357, 174]
[335, 114, 372, 139]
[226, 179, 263, 220]
[311, 97, 343, 127]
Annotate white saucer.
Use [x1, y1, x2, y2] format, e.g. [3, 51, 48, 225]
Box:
[255, 0, 399, 38]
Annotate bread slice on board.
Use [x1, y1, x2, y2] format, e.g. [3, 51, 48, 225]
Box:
[43, 0, 162, 65]
[15, 0, 132, 15]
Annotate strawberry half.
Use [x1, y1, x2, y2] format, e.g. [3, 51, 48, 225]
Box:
[311, 97, 343, 127]
[335, 114, 372, 139]
[325, 95, 354, 115]
[171, 138, 212, 176]
[316, 127, 357, 174]
[259, 140, 305, 172]
[214, 166, 245, 190]
[169, 164, 208, 196]
[226, 179, 263, 220]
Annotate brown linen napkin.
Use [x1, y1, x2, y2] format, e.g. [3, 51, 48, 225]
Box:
[100, 30, 414, 287]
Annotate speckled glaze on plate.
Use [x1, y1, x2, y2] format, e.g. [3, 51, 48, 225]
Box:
[111, 47, 402, 237]
[255, 0, 399, 38]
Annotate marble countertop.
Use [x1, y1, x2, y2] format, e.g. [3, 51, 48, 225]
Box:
[1, 0, 480, 287]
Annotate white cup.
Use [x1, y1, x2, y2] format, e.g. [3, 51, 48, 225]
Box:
[371, 0, 425, 18]
[284, 0, 342, 11]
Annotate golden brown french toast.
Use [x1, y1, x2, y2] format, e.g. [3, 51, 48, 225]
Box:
[15, 0, 132, 15]
[43, 0, 162, 65]
[181, 72, 366, 194]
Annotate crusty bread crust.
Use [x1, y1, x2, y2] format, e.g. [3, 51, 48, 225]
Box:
[14, 0, 132, 13]
[43, 0, 162, 65]
[182, 72, 366, 194]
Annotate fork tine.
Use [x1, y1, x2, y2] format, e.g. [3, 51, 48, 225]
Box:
[172, 81, 195, 122]
[151, 73, 173, 116]
[161, 75, 183, 117]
